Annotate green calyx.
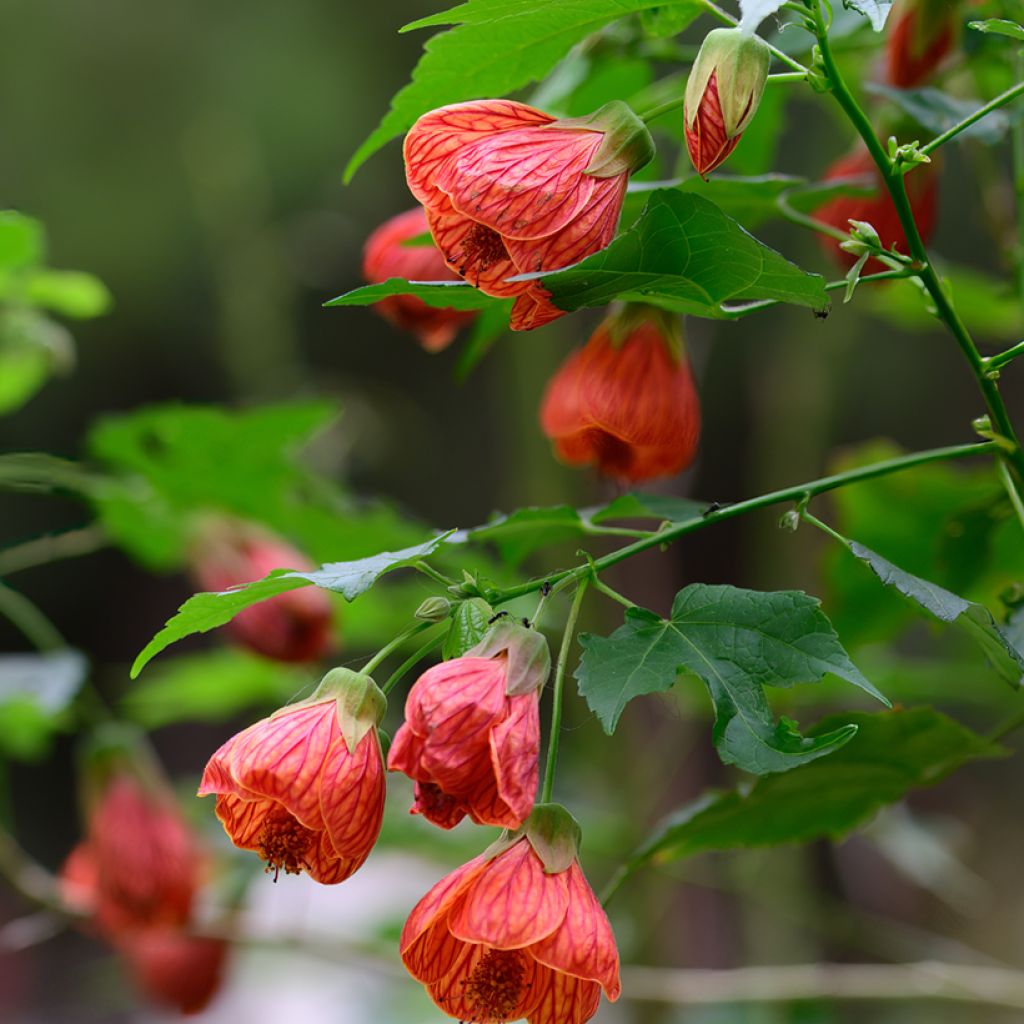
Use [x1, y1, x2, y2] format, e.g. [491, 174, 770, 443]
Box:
[466, 617, 551, 696]
[484, 803, 582, 874]
[685, 27, 771, 138]
[604, 302, 685, 360]
[552, 100, 655, 179]
[313, 667, 386, 755]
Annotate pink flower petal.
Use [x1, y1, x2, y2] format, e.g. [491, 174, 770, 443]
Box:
[490, 693, 540, 825]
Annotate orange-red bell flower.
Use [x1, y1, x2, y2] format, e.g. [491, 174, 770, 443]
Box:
[540, 305, 701, 482]
[404, 99, 652, 332]
[388, 628, 548, 829]
[401, 834, 620, 1024]
[886, 0, 957, 88]
[198, 670, 386, 884]
[189, 521, 333, 664]
[362, 206, 478, 352]
[61, 774, 199, 934]
[117, 930, 229, 1016]
[814, 148, 939, 272]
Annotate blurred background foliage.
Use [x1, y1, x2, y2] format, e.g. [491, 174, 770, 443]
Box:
[2, 0, 1024, 1021]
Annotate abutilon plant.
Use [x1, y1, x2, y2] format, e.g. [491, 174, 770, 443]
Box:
[198, 668, 387, 884]
[540, 304, 701, 482]
[388, 619, 549, 829]
[362, 206, 477, 351]
[404, 98, 653, 330]
[189, 519, 334, 664]
[400, 805, 620, 1024]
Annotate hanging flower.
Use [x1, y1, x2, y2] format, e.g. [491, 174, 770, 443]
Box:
[388, 620, 549, 829]
[198, 668, 386, 884]
[189, 520, 333, 664]
[404, 99, 653, 331]
[400, 805, 620, 1024]
[540, 304, 701, 482]
[684, 27, 771, 177]
[814, 148, 939, 272]
[117, 930, 229, 1016]
[886, 0, 958, 88]
[362, 206, 478, 352]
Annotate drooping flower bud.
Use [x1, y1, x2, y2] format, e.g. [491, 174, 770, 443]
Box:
[814, 147, 939, 272]
[362, 207, 478, 352]
[388, 621, 549, 829]
[404, 99, 652, 330]
[540, 304, 701, 482]
[188, 518, 334, 664]
[685, 27, 771, 177]
[399, 804, 619, 1024]
[886, 0, 959, 88]
[198, 667, 387, 884]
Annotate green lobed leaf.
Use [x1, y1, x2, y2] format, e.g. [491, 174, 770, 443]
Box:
[867, 83, 1010, 144]
[537, 191, 829, 319]
[847, 541, 1024, 687]
[344, 0, 705, 181]
[631, 708, 1003, 863]
[131, 534, 454, 677]
[968, 19, 1024, 41]
[575, 583, 886, 775]
[325, 278, 499, 312]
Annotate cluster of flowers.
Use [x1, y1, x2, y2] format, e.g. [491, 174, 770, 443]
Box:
[361, 0, 952, 484]
[63, 622, 620, 1023]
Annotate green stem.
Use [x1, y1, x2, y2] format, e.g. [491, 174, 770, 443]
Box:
[640, 97, 684, 123]
[1013, 49, 1024, 304]
[767, 71, 808, 84]
[362, 621, 434, 676]
[591, 576, 638, 609]
[800, 509, 851, 547]
[0, 526, 108, 577]
[998, 460, 1024, 534]
[488, 442, 995, 606]
[0, 583, 64, 651]
[382, 632, 445, 695]
[807, 0, 1024, 487]
[920, 80, 1024, 157]
[412, 561, 456, 588]
[540, 581, 589, 804]
[985, 339, 1024, 373]
[720, 270, 913, 319]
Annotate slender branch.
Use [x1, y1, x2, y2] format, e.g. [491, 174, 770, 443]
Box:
[540, 582, 588, 804]
[590, 576, 637, 609]
[999, 460, 1024, 534]
[0, 526, 108, 577]
[0, 582, 64, 651]
[777, 191, 851, 242]
[412, 560, 456, 588]
[488, 442, 996, 606]
[985, 339, 1024, 373]
[640, 97, 684, 123]
[806, 0, 1024, 486]
[920, 80, 1024, 156]
[620, 961, 1024, 1010]
[362, 621, 435, 676]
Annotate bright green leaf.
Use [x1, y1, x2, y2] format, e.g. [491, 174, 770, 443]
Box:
[591, 492, 708, 524]
[968, 19, 1024, 41]
[24, 269, 113, 319]
[575, 584, 885, 774]
[325, 278, 499, 312]
[632, 708, 1002, 863]
[443, 598, 493, 659]
[538, 191, 829, 319]
[344, 0, 705, 181]
[0, 211, 44, 270]
[132, 533, 453, 677]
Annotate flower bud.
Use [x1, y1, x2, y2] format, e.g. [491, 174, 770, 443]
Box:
[685, 27, 771, 177]
[415, 595, 452, 622]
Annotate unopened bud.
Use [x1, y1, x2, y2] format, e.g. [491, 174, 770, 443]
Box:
[684, 27, 771, 177]
[415, 596, 452, 622]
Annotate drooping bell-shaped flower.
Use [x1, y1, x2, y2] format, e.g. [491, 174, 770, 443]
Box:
[400, 804, 620, 1024]
[362, 206, 478, 352]
[540, 304, 701, 482]
[198, 668, 387, 884]
[388, 619, 549, 829]
[404, 99, 653, 331]
[188, 519, 333, 664]
[814, 147, 939, 271]
[886, 0, 959, 88]
[684, 27, 771, 177]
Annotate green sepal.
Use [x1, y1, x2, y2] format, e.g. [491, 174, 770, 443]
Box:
[466, 618, 551, 696]
[604, 302, 685, 360]
[312, 667, 386, 755]
[552, 101, 655, 179]
[524, 803, 583, 874]
[685, 28, 770, 138]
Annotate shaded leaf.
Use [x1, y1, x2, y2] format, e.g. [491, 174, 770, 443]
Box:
[575, 584, 885, 774]
[867, 83, 1010, 144]
[968, 19, 1024, 41]
[591, 492, 707, 524]
[632, 709, 1002, 863]
[325, 278, 499, 312]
